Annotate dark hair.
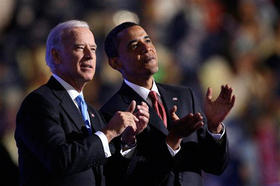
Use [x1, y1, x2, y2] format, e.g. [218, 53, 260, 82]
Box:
[104, 22, 138, 58]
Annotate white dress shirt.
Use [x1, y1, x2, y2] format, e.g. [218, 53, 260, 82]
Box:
[52, 74, 111, 157]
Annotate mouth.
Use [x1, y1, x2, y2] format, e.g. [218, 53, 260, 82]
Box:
[142, 55, 156, 63]
[80, 63, 93, 69]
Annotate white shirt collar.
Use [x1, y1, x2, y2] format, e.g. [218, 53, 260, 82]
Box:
[52, 74, 83, 101]
[124, 79, 160, 101]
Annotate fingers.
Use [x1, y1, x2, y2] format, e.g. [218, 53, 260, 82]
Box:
[220, 84, 233, 101]
[127, 100, 136, 113]
[105, 111, 137, 140]
[187, 114, 204, 132]
[193, 113, 203, 122]
[171, 112, 204, 138]
[169, 105, 179, 120]
[206, 87, 212, 101]
[230, 94, 235, 108]
[170, 105, 177, 113]
[224, 84, 233, 101]
[118, 111, 137, 130]
[136, 102, 149, 114]
[133, 115, 140, 123]
[135, 102, 149, 119]
[137, 115, 149, 125]
[135, 115, 149, 133]
[181, 112, 201, 123]
[136, 108, 149, 120]
[135, 102, 149, 134]
[193, 121, 204, 130]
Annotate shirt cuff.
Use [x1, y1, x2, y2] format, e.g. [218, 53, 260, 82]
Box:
[207, 123, 225, 140]
[95, 131, 111, 158]
[166, 143, 181, 157]
[120, 146, 136, 159]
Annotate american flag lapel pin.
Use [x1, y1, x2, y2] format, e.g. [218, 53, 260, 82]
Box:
[90, 112, 95, 118]
[172, 97, 178, 101]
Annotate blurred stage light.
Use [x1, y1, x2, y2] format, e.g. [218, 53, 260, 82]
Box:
[112, 10, 139, 25]
[0, 0, 15, 32]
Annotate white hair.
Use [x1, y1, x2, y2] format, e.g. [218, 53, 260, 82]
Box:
[45, 20, 90, 71]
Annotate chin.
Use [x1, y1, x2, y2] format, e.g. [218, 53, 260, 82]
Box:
[150, 66, 159, 74]
[81, 73, 94, 82]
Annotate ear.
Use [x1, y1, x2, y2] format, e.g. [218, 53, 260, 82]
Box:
[51, 48, 61, 65]
[108, 57, 122, 72]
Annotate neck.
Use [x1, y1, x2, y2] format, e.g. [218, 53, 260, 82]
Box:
[70, 81, 85, 92]
[54, 72, 85, 92]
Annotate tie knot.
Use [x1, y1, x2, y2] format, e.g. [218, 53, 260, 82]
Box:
[149, 91, 158, 102]
[75, 95, 85, 105]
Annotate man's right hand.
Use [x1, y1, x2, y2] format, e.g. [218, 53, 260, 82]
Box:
[121, 101, 150, 148]
[166, 105, 204, 150]
[102, 101, 138, 142]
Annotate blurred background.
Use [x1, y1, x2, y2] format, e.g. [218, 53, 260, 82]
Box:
[0, 0, 279, 185]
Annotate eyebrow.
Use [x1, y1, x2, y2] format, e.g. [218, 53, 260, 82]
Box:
[74, 43, 97, 48]
[91, 44, 97, 49]
[127, 35, 150, 48]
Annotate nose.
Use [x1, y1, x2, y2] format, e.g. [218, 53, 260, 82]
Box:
[84, 46, 94, 59]
[140, 42, 150, 54]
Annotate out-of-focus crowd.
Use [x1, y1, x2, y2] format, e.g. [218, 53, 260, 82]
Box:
[0, 0, 279, 185]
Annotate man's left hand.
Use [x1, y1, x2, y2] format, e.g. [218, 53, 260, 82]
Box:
[204, 84, 235, 133]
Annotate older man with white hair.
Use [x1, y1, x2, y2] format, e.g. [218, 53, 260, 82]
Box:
[15, 20, 149, 186]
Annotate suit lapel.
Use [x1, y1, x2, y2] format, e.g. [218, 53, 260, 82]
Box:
[157, 84, 177, 126]
[119, 83, 145, 105]
[47, 77, 85, 132]
[120, 83, 169, 135]
[88, 108, 103, 132]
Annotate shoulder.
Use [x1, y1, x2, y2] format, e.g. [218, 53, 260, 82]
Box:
[100, 91, 127, 113]
[157, 83, 194, 96]
[18, 83, 59, 114]
[157, 82, 191, 90]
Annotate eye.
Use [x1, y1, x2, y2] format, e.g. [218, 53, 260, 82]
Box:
[130, 42, 138, 50]
[75, 45, 85, 50]
[145, 38, 151, 43]
[131, 44, 137, 49]
[90, 47, 96, 52]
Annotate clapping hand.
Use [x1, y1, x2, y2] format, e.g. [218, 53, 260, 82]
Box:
[169, 105, 204, 138]
[204, 84, 235, 133]
[166, 105, 204, 150]
[121, 101, 149, 148]
[103, 101, 138, 142]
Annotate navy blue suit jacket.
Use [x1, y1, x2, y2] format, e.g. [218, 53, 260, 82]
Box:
[15, 77, 108, 186]
[100, 82, 229, 186]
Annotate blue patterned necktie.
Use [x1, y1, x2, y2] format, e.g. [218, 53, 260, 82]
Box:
[75, 95, 92, 134]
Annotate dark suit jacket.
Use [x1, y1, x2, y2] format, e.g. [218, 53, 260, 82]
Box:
[100, 82, 229, 186]
[15, 77, 108, 186]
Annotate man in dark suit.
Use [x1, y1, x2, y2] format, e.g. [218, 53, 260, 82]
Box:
[15, 20, 149, 186]
[100, 22, 235, 186]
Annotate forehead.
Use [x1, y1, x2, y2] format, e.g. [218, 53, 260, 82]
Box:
[117, 25, 148, 44]
[61, 27, 95, 44]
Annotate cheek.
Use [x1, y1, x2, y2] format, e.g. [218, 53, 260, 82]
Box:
[72, 55, 83, 66]
[152, 48, 157, 55]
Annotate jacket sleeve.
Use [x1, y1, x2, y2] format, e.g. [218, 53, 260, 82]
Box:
[189, 88, 229, 175]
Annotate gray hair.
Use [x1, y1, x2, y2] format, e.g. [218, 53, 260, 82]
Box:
[45, 20, 90, 71]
